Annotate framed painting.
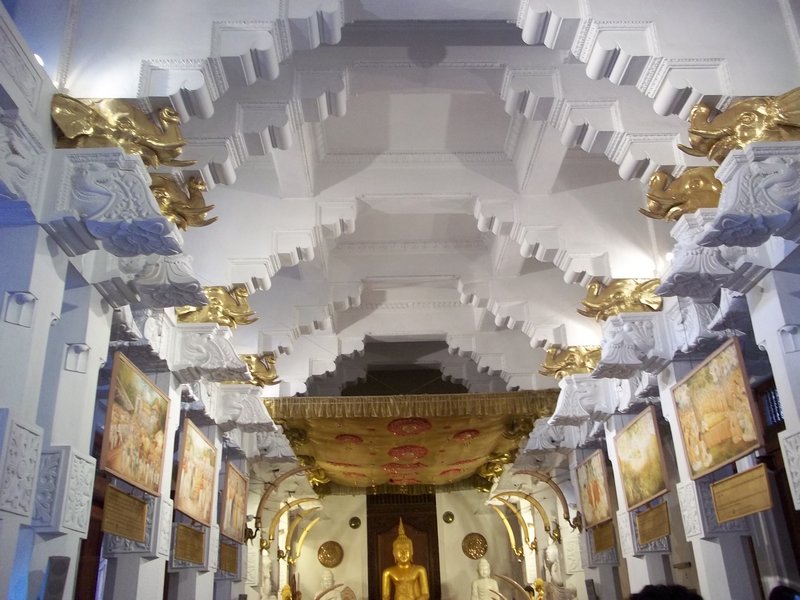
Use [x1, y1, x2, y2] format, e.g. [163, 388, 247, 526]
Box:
[175, 419, 218, 526]
[100, 352, 170, 496]
[614, 406, 668, 510]
[220, 462, 248, 543]
[671, 338, 762, 480]
[576, 450, 613, 528]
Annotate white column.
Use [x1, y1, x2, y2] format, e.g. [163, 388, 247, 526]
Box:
[604, 414, 672, 594]
[747, 270, 800, 508]
[28, 279, 112, 598]
[0, 224, 65, 600]
[659, 364, 760, 600]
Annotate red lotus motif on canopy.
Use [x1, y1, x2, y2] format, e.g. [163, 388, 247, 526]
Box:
[335, 434, 363, 444]
[383, 462, 426, 474]
[453, 429, 480, 441]
[388, 445, 428, 461]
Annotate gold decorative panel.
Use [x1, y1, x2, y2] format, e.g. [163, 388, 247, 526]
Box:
[269, 391, 556, 490]
[538, 346, 601, 380]
[461, 533, 488, 559]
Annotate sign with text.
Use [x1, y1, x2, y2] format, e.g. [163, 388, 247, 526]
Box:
[711, 464, 772, 524]
[101, 485, 148, 543]
[636, 502, 670, 546]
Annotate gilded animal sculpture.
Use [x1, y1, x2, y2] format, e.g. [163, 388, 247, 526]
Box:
[241, 352, 281, 386]
[175, 285, 257, 328]
[578, 278, 662, 321]
[640, 167, 722, 221]
[538, 346, 601, 380]
[150, 174, 217, 230]
[679, 87, 800, 163]
[51, 93, 195, 168]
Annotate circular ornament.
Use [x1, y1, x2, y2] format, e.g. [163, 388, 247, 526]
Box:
[462, 532, 488, 559]
[388, 445, 428, 460]
[387, 418, 432, 436]
[442, 511, 455, 524]
[335, 434, 363, 444]
[317, 541, 344, 568]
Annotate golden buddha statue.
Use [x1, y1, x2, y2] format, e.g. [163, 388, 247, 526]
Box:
[381, 519, 430, 600]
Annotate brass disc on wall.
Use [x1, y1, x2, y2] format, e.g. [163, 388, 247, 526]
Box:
[317, 540, 344, 567]
[461, 532, 488, 559]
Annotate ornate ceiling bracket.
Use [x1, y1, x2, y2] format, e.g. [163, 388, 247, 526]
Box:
[592, 312, 669, 379]
[297, 70, 348, 123]
[656, 210, 746, 302]
[192, 381, 276, 433]
[142, 310, 249, 383]
[40, 149, 183, 258]
[548, 372, 642, 428]
[695, 142, 800, 248]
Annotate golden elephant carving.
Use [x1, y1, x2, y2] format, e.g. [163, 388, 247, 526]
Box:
[241, 352, 281, 386]
[679, 87, 800, 163]
[578, 279, 661, 321]
[538, 346, 601, 380]
[640, 167, 722, 221]
[51, 93, 194, 168]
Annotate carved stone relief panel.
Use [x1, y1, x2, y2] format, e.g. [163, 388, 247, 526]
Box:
[32, 445, 96, 537]
[0, 410, 43, 518]
[779, 429, 800, 510]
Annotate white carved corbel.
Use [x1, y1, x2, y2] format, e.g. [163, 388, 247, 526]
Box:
[143, 311, 249, 383]
[125, 253, 208, 308]
[657, 210, 744, 301]
[32, 446, 95, 536]
[198, 381, 276, 433]
[548, 375, 592, 426]
[696, 142, 800, 248]
[41, 149, 183, 258]
[0, 114, 45, 207]
[592, 313, 669, 379]
[708, 289, 751, 332]
[525, 418, 563, 451]
[663, 296, 739, 357]
[0, 409, 43, 518]
[256, 426, 296, 461]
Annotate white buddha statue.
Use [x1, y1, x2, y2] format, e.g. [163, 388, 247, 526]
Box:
[544, 535, 564, 587]
[470, 558, 500, 600]
[315, 569, 343, 600]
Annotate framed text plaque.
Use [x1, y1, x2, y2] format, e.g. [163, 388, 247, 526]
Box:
[101, 485, 148, 543]
[711, 464, 772, 524]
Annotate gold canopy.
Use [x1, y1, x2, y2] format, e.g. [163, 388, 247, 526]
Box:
[268, 391, 557, 491]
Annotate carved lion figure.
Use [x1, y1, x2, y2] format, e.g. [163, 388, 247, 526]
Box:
[150, 174, 217, 230]
[640, 167, 722, 221]
[578, 279, 662, 321]
[679, 87, 800, 163]
[52, 93, 195, 168]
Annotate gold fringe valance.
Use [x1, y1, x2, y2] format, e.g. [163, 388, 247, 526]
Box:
[268, 390, 558, 420]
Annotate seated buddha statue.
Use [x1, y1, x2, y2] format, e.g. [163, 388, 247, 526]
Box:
[381, 519, 430, 600]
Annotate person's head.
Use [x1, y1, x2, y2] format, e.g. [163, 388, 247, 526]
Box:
[392, 519, 414, 565]
[321, 570, 334, 588]
[769, 585, 800, 600]
[629, 584, 703, 600]
[477, 558, 491, 578]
